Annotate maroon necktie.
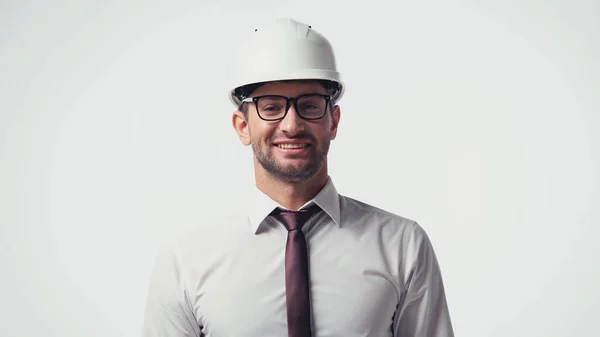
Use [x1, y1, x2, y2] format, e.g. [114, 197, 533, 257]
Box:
[271, 204, 321, 337]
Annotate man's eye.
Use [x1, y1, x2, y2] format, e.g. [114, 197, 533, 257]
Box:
[300, 104, 320, 111]
[263, 106, 281, 111]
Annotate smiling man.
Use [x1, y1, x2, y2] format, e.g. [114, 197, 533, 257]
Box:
[142, 18, 455, 337]
[234, 80, 339, 210]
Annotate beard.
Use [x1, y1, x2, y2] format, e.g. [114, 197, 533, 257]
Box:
[252, 133, 330, 182]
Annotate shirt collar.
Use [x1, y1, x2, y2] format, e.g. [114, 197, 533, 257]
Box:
[247, 177, 341, 234]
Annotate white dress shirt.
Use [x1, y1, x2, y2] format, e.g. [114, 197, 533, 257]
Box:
[142, 177, 454, 337]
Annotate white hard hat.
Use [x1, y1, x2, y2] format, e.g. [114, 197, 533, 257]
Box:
[229, 18, 345, 107]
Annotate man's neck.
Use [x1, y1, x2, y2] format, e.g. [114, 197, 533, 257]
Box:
[254, 165, 329, 211]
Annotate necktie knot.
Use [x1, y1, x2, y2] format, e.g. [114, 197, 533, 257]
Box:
[272, 203, 321, 231]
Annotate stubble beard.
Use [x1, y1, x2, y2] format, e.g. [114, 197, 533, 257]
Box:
[252, 137, 330, 183]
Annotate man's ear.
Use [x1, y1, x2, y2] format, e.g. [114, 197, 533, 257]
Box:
[232, 110, 252, 146]
[330, 105, 341, 140]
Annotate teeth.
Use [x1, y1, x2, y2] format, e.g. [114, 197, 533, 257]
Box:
[278, 143, 307, 149]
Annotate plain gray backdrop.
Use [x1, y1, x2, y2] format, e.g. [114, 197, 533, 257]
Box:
[1, 1, 599, 336]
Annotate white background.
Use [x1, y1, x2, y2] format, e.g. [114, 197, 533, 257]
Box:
[1, 0, 598, 336]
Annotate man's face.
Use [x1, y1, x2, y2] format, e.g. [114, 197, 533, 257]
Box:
[235, 81, 340, 182]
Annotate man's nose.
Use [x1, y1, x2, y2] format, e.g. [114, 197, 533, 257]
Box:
[279, 105, 304, 134]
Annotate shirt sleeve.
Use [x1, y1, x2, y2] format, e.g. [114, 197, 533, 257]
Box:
[142, 244, 202, 337]
[392, 222, 455, 337]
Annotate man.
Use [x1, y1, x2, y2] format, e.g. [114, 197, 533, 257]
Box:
[142, 18, 454, 337]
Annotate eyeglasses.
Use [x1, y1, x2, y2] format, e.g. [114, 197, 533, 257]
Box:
[241, 94, 332, 121]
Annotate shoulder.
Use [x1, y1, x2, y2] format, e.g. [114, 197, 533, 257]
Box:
[339, 194, 419, 234]
[337, 195, 439, 281]
[338, 194, 437, 250]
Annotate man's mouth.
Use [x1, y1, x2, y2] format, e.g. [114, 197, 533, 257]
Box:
[276, 143, 309, 149]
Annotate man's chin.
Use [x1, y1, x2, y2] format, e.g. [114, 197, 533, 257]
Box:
[255, 150, 322, 182]
[273, 173, 314, 183]
[268, 164, 319, 182]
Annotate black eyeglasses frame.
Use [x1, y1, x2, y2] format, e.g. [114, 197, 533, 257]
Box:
[241, 93, 332, 121]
